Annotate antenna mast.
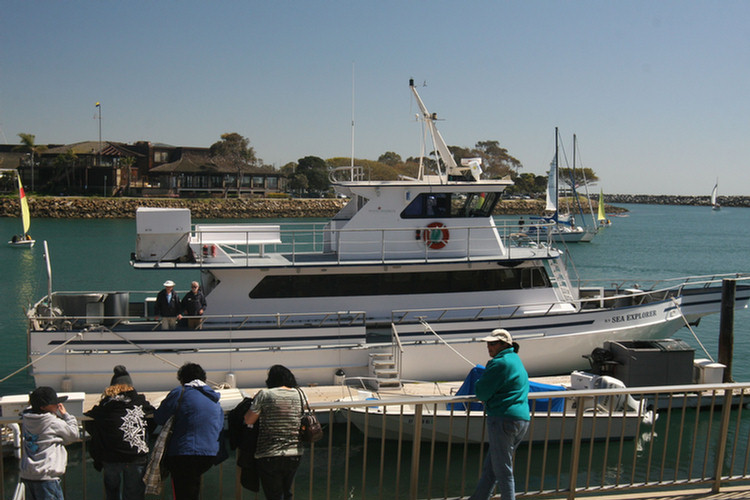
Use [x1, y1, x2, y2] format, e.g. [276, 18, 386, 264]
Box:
[350, 63, 355, 180]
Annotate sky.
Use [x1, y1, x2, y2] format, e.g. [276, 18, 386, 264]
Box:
[1, 1, 749, 196]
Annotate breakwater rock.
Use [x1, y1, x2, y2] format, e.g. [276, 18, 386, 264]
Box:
[0, 197, 349, 219]
[605, 194, 750, 207]
[0, 196, 555, 219]
[4, 193, 742, 220]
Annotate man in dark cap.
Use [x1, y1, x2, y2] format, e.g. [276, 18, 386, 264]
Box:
[20, 386, 80, 499]
[469, 329, 530, 500]
[85, 366, 155, 500]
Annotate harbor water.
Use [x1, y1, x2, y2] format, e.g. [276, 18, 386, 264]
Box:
[1, 204, 749, 395]
[1, 203, 750, 498]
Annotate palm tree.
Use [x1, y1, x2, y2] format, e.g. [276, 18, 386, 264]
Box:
[13, 133, 47, 192]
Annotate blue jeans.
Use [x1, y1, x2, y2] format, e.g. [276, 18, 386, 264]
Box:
[102, 462, 146, 500]
[469, 416, 529, 500]
[23, 479, 64, 500]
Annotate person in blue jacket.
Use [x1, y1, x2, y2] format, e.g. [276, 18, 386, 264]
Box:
[469, 329, 530, 500]
[154, 362, 223, 500]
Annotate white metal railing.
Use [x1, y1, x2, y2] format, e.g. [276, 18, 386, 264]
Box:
[28, 273, 750, 334]
[3, 382, 750, 499]
[184, 220, 557, 265]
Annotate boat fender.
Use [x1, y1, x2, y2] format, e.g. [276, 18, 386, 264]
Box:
[422, 222, 449, 249]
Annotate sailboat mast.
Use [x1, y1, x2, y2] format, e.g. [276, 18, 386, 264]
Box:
[554, 127, 559, 219]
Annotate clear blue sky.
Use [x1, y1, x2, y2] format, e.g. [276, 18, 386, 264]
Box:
[1, 1, 748, 196]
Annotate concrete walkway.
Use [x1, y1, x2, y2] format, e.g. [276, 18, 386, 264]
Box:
[539, 484, 750, 500]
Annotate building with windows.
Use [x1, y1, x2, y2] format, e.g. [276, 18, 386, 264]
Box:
[0, 141, 286, 197]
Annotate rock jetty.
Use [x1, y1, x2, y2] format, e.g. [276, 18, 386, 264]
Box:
[0, 194, 746, 219]
[605, 194, 750, 207]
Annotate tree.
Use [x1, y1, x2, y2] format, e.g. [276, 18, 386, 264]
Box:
[289, 173, 309, 196]
[14, 133, 47, 191]
[559, 167, 599, 190]
[295, 156, 330, 194]
[209, 132, 260, 196]
[53, 149, 78, 191]
[378, 151, 402, 166]
[472, 140, 522, 178]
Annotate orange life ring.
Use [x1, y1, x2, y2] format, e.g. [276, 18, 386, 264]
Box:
[422, 222, 449, 249]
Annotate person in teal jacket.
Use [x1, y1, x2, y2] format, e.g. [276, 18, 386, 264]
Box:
[469, 329, 530, 500]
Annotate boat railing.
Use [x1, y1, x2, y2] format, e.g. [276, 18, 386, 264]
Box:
[28, 292, 367, 331]
[390, 276, 744, 325]
[185, 219, 556, 266]
[3, 382, 750, 499]
[575, 272, 750, 294]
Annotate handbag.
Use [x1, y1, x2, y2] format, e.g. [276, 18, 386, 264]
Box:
[143, 415, 174, 495]
[296, 388, 323, 443]
[143, 387, 184, 495]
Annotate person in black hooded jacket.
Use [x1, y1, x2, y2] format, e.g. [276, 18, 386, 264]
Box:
[85, 365, 155, 500]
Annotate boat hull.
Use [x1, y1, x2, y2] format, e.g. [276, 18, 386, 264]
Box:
[27, 283, 749, 392]
[345, 406, 646, 444]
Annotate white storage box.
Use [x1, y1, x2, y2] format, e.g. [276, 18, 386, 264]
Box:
[570, 370, 597, 390]
[694, 359, 726, 384]
[0, 392, 86, 419]
[135, 208, 191, 262]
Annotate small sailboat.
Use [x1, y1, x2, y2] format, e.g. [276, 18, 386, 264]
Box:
[598, 189, 610, 226]
[8, 172, 35, 248]
[526, 129, 596, 242]
[711, 179, 721, 211]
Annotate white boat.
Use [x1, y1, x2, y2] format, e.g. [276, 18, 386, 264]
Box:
[24, 80, 750, 393]
[342, 370, 656, 444]
[711, 179, 721, 211]
[6, 170, 35, 248]
[525, 130, 597, 243]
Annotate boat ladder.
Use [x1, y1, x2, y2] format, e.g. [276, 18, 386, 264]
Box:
[368, 352, 402, 390]
[547, 258, 576, 303]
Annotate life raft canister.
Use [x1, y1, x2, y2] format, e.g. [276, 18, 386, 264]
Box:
[422, 222, 449, 249]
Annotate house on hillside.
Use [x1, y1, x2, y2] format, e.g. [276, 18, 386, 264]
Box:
[148, 153, 285, 197]
[0, 141, 286, 197]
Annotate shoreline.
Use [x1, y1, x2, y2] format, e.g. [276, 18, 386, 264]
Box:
[0, 194, 745, 219]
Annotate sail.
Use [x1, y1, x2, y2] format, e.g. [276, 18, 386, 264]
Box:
[598, 190, 606, 222]
[711, 181, 718, 206]
[18, 175, 31, 234]
[545, 156, 557, 213]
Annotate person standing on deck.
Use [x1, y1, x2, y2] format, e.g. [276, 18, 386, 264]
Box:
[84, 365, 155, 500]
[469, 329, 530, 500]
[154, 362, 223, 500]
[243, 365, 303, 500]
[155, 280, 181, 330]
[20, 386, 80, 500]
[180, 281, 206, 330]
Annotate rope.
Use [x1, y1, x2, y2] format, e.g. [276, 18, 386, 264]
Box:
[418, 318, 476, 368]
[105, 328, 224, 388]
[671, 298, 714, 362]
[0, 332, 83, 384]
[1, 327, 224, 389]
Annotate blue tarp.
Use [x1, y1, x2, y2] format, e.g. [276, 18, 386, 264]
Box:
[447, 365, 566, 412]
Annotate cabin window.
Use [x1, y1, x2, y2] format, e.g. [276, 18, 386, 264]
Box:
[401, 192, 500, 218]
[249, 266, 551, 299]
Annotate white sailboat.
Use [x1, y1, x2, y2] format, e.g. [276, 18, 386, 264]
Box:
[711, 179, 721, 211]
[526, 129, 596, 243]
[8, 171, 35, 248]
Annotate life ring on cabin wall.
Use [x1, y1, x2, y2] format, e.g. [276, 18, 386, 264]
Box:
[421, 222, 449, 249]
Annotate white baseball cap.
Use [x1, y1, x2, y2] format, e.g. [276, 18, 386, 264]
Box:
[480, 328, 513, 344]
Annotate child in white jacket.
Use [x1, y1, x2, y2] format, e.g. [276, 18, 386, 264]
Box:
[20, 386, 79, 500]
